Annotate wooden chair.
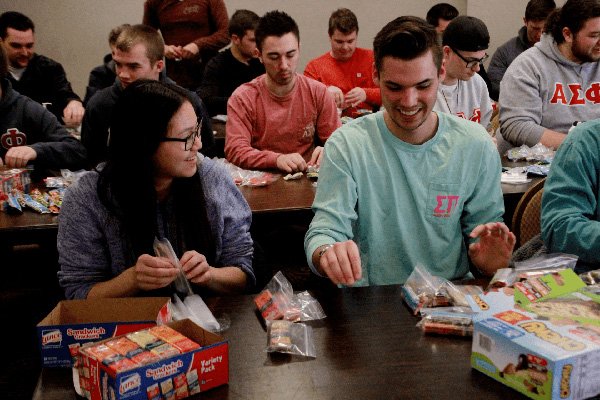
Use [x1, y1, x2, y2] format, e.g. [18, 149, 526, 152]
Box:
[511, 178, 546, 248]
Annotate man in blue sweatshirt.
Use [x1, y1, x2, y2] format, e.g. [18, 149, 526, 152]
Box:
[304, 16, 515, 287]
[497, 0, 600, 155]
[0, 45, 86, 172]
[542, 119, 600, 271]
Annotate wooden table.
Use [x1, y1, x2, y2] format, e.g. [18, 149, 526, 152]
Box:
[33, 284, 524, 399]
[239, 176, 317, 214]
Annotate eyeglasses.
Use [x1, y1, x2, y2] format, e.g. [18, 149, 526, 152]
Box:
[450, 47, 489, 69]
[159, 118, 202, 151]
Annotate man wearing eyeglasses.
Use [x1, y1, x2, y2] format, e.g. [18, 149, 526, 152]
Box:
[82, 24, 214, 168]
[433, 16, 494, 131]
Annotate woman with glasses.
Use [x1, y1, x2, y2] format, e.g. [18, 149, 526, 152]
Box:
[57, 80, 254, 299]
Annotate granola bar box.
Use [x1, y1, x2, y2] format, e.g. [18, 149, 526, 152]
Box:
[470, 288, 600, 399]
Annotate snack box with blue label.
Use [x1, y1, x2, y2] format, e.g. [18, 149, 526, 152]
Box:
[469, 288, 600, 399]
[79, 319, 228, 400]
[37, 297, 171, 368]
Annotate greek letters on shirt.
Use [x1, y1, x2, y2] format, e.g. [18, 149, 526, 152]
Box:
[433, 195, 461, 218]
[455, 109, 482, 123]
[1, 128, 27, 150]
[550, 82, 600, 105]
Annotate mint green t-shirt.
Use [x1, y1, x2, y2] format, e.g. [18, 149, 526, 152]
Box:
[305, 111, 504, 285]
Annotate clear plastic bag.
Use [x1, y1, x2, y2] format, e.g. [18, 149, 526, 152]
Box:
[266, 320, 316, 358]
[506, 143, 555, 162]
[402, 265, 481, 313]
[254, 271, 326, 322]
[153, 238, 220, 332]
[514, 253, 578, 281]
[580, 269, 600, 285]
[153, 237, 193, 298]
[170, 293, 220, 333]
[416, 306, 474, 337]
[213, 158, 279, 187]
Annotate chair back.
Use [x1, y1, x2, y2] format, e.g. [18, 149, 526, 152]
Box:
[511, 178, 546, 248]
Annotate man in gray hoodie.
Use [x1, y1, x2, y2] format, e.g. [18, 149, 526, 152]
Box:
[497, 0, 600, 155]
[487, 0, 556, 101]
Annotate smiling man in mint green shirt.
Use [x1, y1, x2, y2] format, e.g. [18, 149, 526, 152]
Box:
[304, 16, 516, 286]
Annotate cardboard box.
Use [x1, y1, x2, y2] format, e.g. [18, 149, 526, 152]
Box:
[470, 289, 600, 399]
[37, 297, 170, 368]
[79, 319, 228, 400]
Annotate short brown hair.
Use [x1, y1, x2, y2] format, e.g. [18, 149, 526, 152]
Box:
[115, 24, 164, 64]
[328, 8, 358, 36]
[108, 24, 131, 47]
[374, 16, 442, 73]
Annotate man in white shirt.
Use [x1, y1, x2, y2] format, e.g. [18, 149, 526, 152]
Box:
[433, 16, 493, 130]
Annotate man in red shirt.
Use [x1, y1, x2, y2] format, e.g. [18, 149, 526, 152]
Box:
[304, 8, 381, 117]
[225, 11, 340, 173]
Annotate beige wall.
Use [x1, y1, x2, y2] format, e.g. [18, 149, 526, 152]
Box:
[0, 0, 545, 98]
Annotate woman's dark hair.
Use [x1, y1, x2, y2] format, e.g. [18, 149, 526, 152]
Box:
[98, 80, 215, 263]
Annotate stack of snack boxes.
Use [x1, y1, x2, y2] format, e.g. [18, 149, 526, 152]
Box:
[37, 297, 171, 368]
[77, 319, 228, 400]
[469, 269, 600, 399]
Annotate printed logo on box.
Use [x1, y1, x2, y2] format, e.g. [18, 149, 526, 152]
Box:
[119, 373, 141, 396]
[66, 327, 107, 341]
[41, 329, 63, 347]
[146, 360, 184, 380]
[494, 310, 531, 325]
[200, 355, 223, 374]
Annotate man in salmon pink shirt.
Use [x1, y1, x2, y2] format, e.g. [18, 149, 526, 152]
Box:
[304, 8, 381, 117]
[225, 10, 341, 173]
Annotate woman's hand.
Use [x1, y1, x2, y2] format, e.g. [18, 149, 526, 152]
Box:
[133, 254, 178, 290]
[180, 250, 213, 286]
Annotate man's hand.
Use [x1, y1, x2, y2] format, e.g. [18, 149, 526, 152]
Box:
[343, 87, 366, 108]
[63, 100, 84, 127]
[164, 44, 183, 60]
[308, 146, 324, 167]
[181, 43, 200, 59]
[180, 250, 213, 286]
[327, 86, 344, 108]
[468, 222, 516, 276]
[276, 153, 307, 173]
[133, 254, 178, 291]
[314, 241, 362, 286]
[4, 146, 37, 168]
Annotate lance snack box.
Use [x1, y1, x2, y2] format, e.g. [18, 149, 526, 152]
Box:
[37, 297, 171, 368]
[77, 319, 228, 400]
[469, 287, 600, 400]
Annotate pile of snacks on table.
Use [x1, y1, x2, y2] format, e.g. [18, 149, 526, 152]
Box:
[403, 255, 600, 399]
[213, 158, 279, 187]
[0, 168, 84, 213]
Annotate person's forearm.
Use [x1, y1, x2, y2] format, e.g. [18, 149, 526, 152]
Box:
[198, 266, 247, 294]
[86, 267, 139, 298]
[539, 129, 567, 149]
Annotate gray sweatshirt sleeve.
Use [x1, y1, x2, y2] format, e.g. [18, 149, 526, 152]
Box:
[499, 53, 547, 147]
[57, 173, 119, 299]
[200, 158, 255, 288]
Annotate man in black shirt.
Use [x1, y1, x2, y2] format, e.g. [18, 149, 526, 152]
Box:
[198, 9, 264, 116]
[0, 11, 84, 127]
